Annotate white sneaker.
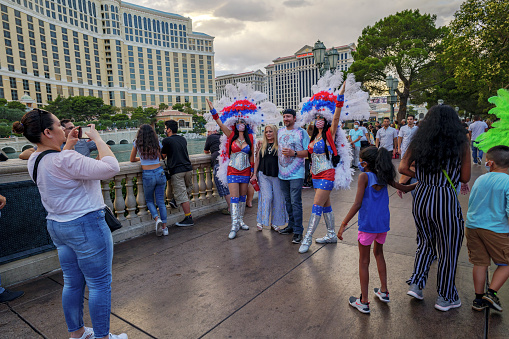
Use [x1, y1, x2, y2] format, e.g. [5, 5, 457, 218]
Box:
[162, 227, 169, 236]
[71, 327, 94, 339]
[257, 223, 263, 231]
[107, 333, 128, 339]
[155, 218, 163, 237]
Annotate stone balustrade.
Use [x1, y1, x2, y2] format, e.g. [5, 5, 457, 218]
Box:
[0, 154, 226, 286]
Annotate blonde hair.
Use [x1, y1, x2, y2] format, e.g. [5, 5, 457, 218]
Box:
[260, 124, 278, 157]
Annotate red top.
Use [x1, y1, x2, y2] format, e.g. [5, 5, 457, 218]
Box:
[226, 134, 254, 177]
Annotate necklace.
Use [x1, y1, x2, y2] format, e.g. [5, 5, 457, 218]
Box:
[237, 138, 245, 147]
[267, 143, 273, 155]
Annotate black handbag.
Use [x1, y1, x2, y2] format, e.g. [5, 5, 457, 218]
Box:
[332, 154, 341, 167]
[33, 150, 122, 233]
[164, 160, 171, 181]
[103, 205, 122, 232]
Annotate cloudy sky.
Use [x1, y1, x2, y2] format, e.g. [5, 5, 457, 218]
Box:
[129, 0, 463, 76]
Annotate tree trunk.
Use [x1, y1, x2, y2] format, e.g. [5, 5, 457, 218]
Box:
[397, 88, 410, 123]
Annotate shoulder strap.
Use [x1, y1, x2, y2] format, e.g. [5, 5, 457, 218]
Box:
[33, 150, 60, 184]
[441, 168, 458, 195]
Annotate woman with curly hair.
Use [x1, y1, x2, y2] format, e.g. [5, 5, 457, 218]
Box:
[399, 105, 471, 312]
[130, 124, 167, 237]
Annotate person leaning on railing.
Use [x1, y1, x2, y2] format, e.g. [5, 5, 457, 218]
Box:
[12, 109, 127, 339]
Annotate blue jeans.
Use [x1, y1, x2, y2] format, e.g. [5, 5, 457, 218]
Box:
[280, 178, 304, 234]
[47, 210, 113, 337]
[0, 274, 4, 294]
[142, 167, 167, 223]
[472, 141, 484, 164]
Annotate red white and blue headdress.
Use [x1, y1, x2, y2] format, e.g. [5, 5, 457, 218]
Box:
[298, 72, 370, 189]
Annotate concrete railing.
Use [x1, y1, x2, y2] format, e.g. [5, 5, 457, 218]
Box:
[0, 154, 227, 286]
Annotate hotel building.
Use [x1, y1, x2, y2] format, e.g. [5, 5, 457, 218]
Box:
[0, 0, 215, 111]
[215, 69, 266, 99]
[265, 43, 355, 110]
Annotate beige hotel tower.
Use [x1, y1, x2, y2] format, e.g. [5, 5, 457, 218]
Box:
[0, 0, 215, 110]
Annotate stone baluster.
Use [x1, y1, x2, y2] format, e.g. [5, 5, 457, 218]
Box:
[166, 177, 174, 207]
[198, 165, 206, 201]
[205, 166, 213, 198]
[124, 173, 137, 219]
[136, 172, 148, 216]
[102, 180, 114, 211]
[191, 164, 199, 202]
[211, 168, 219, 197]
[113, 175, 126, 221]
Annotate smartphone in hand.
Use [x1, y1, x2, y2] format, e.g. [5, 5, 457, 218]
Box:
[78, 126, 91, 139]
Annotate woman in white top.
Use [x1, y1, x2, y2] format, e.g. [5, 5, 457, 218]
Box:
[12, 109, 126, 339]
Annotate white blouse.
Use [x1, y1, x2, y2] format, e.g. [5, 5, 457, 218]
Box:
[28, 150, 120, 222]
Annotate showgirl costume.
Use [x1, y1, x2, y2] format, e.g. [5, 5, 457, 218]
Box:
[297, 72, 371, 252]
[204, 83, 279, 239]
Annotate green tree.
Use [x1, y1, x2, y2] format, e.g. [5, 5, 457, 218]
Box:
[441, 0, 509, 114]
[349, 9, 446, 122]
[172, 103, 184, 112]
[111, 113, 129, 121]
[0, 98, 8, 106]
[158, 103, 169, 112]
[6, 101, 26, 110]
[0, 107, 25, 122]
[192, 112, 206, 134]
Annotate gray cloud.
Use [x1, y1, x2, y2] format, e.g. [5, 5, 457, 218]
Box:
[283, 0, 311, 8]
[128, 0, 464, 75]
[214, 1, 274, 22]
[194, 19, 246, 37]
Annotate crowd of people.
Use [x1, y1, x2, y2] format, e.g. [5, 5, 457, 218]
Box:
[2, 80, 507, 337]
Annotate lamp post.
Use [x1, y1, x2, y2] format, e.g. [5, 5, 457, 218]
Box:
[437, 99, 444, 105]
[312, 40, 340, 76]
[385, 75, 399, 123]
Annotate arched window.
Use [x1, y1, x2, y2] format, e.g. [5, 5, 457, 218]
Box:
[170, 23, 173, 29]
[148, 18, 152, 31]
[138, 16, 142, 29]
[82, 0, 86, 13]
[128, 13, 132, 27]
[143, 17, 147, 30]
[165, 22, 168, 34]
[178, 119, 185, 127]
[77, 0, 82, 11]
[179, 24, 182, 30]
[110, 5, 114, 12]
[161, 21, 165, 34]
[183, 25, 186, 31]
[133, 15, 137, 28]
[88, 1, 92, 15]
[123, 13, 127, 26]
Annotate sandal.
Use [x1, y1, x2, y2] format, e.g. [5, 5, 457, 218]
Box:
[271, 225, 280, 232]
[257, 223, 263, 231]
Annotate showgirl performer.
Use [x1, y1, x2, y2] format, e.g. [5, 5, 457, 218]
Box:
[298, 72, 371, 253]
[205, 84, 278, 239]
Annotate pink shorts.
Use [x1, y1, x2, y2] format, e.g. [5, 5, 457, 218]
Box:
[358, 231, 388, 246]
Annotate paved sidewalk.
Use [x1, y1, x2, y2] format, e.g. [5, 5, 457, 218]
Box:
[1, 162, 508, 338]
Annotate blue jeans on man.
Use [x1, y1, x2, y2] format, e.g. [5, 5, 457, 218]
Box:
[280, 178, 304, 235]
[471, 141, 484, 164]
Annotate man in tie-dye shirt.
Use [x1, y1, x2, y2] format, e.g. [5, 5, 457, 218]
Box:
[277, 109, 310, 244]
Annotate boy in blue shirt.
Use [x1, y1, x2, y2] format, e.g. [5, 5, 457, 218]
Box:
[466, 145, 509, 312]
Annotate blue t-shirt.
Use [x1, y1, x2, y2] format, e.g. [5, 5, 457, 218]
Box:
[349, 128, 364, 148]
[358, 172, 390, 233]
[466, 172, 509, 233]
[278, 127, 310, 180]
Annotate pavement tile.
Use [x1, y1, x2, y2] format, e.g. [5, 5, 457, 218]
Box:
[0, 306, 39, 338]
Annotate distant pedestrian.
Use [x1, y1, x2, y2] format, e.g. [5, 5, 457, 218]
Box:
[468, 116, 488, 164]
[359, 122, 370, 148]
[376, 117, 398, 157]
[204, 130, 231, 215]
[130, 124, 167, 236]
[348, 121, 364, 168]
[397, 114, 418, 159]
[466, 146, 509, 312]
[252, 125, 287, 231]
[400, 105, 470, 312]
[338, 146, 416, 313]
[162, 120, 194, 227]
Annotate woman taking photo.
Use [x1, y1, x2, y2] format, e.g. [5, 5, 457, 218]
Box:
[13, 109, 126, 338]
[252, 124, 287, 231]
[130, 124, 167, 237]
[399, 104, 470, 312]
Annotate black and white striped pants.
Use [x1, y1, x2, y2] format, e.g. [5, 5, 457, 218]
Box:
[407, 185, 464, 302]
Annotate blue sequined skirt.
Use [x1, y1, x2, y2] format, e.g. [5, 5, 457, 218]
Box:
[227, 175, 250, 184]
[312, 179, 334, 191]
